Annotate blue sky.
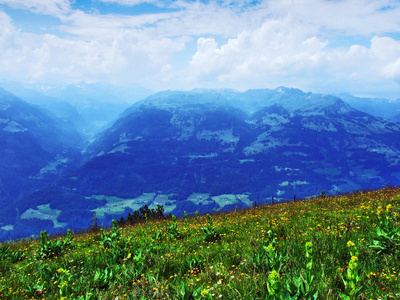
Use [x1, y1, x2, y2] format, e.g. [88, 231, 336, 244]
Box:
[0, 0, 400, 98]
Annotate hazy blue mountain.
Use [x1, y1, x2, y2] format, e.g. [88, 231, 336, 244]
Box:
[0, 81, 154, 136]
[0, 82, 86, 136]
[77, 88, 399, 201]
[0, 88, 83, 210]
[32, 82, 154, 134]
[2, 87, 400, 241]
[337, 93, 400, 122]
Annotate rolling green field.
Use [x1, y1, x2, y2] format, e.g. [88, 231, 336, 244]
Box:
[1, 187, 400, 299]
[10, 193, 252, 238]
[90, 193, 158, 219]
[20, 204, 67, 228]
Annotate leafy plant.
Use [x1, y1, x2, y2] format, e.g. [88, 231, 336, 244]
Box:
[124, 248, 145, 277]
[57, 268, 76, 300]
[93, 268, 113, 289]
[185, 257, 204, 271]
[1, 188, 400, 299]
[267, 269, 291, 299]
[263, 231, 287, 272]
[100, 219, 120, 249]
[100, 219, 132, 263]
[10, 249, 26, 263]
[0, 246, 10, 260]
[369, 204, 400, 254]
[184, 211, 188, 229]
[179, 282, 202, 300]
[203, 214, 220, 242]
[167, 215, 182, 239]
[339, 241, 363, 299]
[293, 242, 318, 299]
[24, 282, 45, 298]
[36, 264, 54, 282]
[35, 229, 73, 259]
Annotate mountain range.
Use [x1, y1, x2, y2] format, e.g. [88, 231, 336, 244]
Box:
[1, 85, 400, 241]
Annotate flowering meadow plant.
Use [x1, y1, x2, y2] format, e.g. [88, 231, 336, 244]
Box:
[1, 187, 400, 299]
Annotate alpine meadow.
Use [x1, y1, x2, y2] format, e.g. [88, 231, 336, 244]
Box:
[1, 187, 400, 299]
[1, 0, 400, 299]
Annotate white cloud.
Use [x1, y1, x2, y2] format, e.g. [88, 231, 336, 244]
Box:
[0, 0, 399, 97]
[264, 0, 400, 35]
[339, 37, 400, 81]
[99, 0, 158, 5]
[0, 0, 72, 18]
[186, 15, 329, 84]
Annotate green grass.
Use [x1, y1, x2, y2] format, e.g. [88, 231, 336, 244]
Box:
[211, 194, 239, 210]
[187, 193, 212, 205]
[20, 204, 67, 228]
[0, 225, 13, 231]
[90, 193, 178, 220]
[1, 187, 400, 299]
[91, 194, 156, 219]
[148, 194, 176, 214]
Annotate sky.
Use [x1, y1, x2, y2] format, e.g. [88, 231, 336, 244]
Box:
[0, 0, 400, 99]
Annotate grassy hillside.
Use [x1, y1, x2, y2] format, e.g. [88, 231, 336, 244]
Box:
[1, 187, 400, 299]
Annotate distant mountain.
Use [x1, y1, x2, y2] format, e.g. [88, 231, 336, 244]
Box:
[30, 82, 154, 134]
[0, 81, 154, 136]
[2, 87, 400, 241]
[75, 88, 400, 201]
[0, 88, 82, 209]
[0, 82, 86, 137]
[337, 93, 400, 122]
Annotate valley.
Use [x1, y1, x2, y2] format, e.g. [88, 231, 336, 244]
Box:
[1, 84, 400, 241]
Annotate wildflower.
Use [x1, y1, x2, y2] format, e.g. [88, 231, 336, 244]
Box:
[267, 270, 281, 296]
[377, 206, 383, 216]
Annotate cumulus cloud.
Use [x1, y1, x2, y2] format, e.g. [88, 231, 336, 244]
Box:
[187, 16, 329, 86]
[339, 37, 400, 80]
[0, 9, 186, 85]
[0, 0, 399, 97]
